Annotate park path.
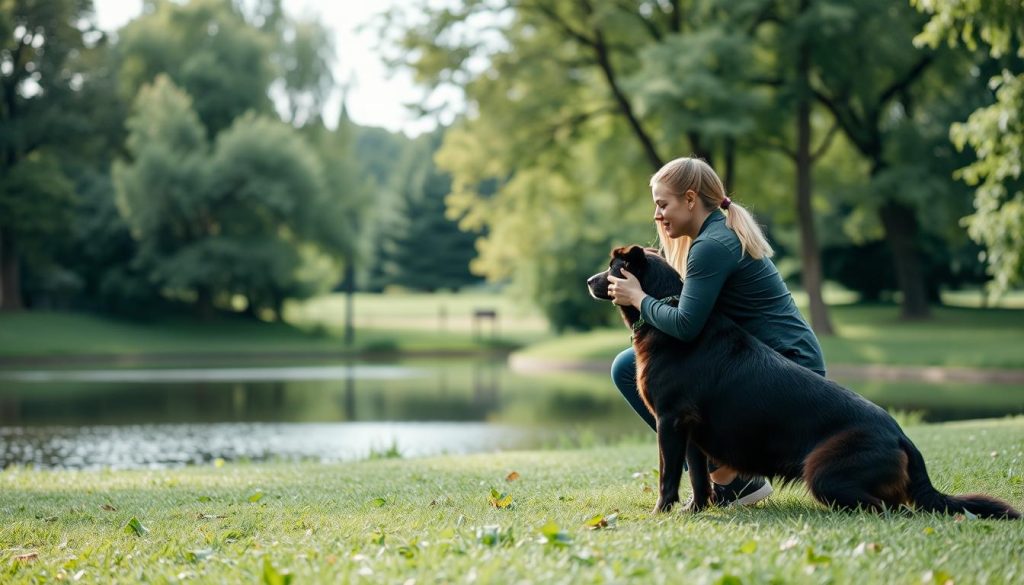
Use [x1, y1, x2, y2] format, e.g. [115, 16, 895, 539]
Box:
[507, 355, 1024, 384]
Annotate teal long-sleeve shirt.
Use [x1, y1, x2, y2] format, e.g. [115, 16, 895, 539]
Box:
[639, 212, 826, 375]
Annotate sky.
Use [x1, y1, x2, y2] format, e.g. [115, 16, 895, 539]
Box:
[91, 0, 458, 136]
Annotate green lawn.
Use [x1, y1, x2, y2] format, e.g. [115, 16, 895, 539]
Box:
[515, 305, 1024, 369]
[0, 291, 548, 360]
[2, 418, 1022, 584]
[3, 295, 1024, 370]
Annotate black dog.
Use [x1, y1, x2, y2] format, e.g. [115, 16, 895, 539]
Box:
[588, 245, 1020, 519]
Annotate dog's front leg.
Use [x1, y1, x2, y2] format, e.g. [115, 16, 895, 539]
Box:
[654, 416, 686, 513]
[683, 437, 712, 512]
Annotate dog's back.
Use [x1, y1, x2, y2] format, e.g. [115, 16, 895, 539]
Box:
[641, 313, 903, 482]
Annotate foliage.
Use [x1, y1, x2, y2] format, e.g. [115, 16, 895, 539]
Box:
[380, 129, 481, 292]
[912, 0, 1024, 293]
[0, 0, 99, 310]
[113, 75, 336, 318]
[116, 0, 274, 136]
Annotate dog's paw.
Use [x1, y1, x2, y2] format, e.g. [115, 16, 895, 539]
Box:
[682, 500, 708, 514]
[653, 497, 677, 513]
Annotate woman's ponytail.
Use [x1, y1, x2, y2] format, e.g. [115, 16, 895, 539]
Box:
[724, 201, 774, 260]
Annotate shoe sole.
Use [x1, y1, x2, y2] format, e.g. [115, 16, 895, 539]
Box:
[728, 481, 774, 507]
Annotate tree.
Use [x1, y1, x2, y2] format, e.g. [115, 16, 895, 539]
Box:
[113, 75, 332, 319]
[388, 0, 773, 330]
[116, 0, 274, 136]
[381, 129, 481, 292]
[912, 0, 1024, 294]
[808, 0, 956, 318]
[0, 0, 96, 310]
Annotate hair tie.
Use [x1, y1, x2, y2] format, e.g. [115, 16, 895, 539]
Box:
[720, 197, 732, 210]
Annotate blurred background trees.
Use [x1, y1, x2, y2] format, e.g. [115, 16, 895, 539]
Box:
[1, 0, 1021, 332]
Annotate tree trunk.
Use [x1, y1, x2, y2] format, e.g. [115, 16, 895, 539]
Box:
[723, 137, 736, 193]
[795, 28, 834, 336]
[195, 286, 215, 320]
[344, 255, 355, 346]
[878, 200, 931, 319]
[0, 227, 24, 312]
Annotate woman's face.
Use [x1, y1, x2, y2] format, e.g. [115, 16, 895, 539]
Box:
[652, 183, 696, 239]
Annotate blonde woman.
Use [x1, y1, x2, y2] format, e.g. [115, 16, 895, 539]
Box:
[608, 157, 826, 507]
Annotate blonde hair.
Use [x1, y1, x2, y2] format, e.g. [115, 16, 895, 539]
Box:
[650, 157, 773, 277]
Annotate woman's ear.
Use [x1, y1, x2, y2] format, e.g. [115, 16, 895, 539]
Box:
[685, 189, 697, 209]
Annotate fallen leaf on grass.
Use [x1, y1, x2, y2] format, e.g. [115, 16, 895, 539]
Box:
[14, 552, 38, 562]
[262, 557, 293, 585]
[248, 491, 264, 503]
[853, 542, 882, 556]
[539, 520, 573, 548]
[583, 512, 618, 530]
[124, 516, 149, 536]
[922, 569, 955, 585]
[488, 488, 513, 509]
[506, 471, 520, 482]
[370, 497, 387, 507]
[197, 513, 227, 520]
[100, 504, 117, 512]
[805, 547, 831, 565]
[738, 540, 757, 554]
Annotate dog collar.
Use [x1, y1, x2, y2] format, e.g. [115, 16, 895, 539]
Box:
[631, 295, 679, 340]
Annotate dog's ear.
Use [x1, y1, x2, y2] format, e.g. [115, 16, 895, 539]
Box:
[624, 245, 647, 270]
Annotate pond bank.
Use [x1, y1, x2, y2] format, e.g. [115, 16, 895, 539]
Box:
[508, 354, 1024, 384]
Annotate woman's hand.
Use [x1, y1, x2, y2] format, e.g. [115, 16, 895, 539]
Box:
[607, 269, 647, 308]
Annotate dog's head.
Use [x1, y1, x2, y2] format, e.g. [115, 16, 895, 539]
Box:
[587, 245, 681, 302]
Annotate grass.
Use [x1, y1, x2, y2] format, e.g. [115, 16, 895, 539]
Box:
[1, 418, 1023, 584]
[514, 305, 1024, 369]
[0, 291, 548, 360]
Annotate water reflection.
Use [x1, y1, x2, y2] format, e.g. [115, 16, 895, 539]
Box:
[1, 359, 1022, 470]
[0, 422, 532, 470]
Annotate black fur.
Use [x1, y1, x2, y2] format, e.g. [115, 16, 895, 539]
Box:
[588, 245, 1021, 519]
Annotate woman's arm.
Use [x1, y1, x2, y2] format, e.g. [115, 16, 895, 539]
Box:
[641, 239, 736, 342]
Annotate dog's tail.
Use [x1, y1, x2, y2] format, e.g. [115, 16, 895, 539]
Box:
[900, 436, 1020, 520]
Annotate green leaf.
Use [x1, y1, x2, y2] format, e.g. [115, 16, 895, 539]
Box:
[583, 512, 618, 530]
[739, 540, 758, 554]
[248, 491, 264, 503]
[369, 530, 385, 545]
[805, 547, 831, 565]
[262, 557, 293, 585]
[488, 488, 513, 509]
[370, 497, 387, 508]
[539, 520, 573, 548]
[197, 496, 212, 503]
[716, 576, 744, 585]
[922, 569, 955, 585]
[124, 517, 149, 537]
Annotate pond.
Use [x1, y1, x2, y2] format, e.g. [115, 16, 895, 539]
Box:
[1, 359, 1022, 469]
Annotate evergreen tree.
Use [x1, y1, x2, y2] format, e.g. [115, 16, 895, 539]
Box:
[383, 130, 480, 292]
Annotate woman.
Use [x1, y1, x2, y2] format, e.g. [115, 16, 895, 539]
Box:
[608, 157, 826, 507]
